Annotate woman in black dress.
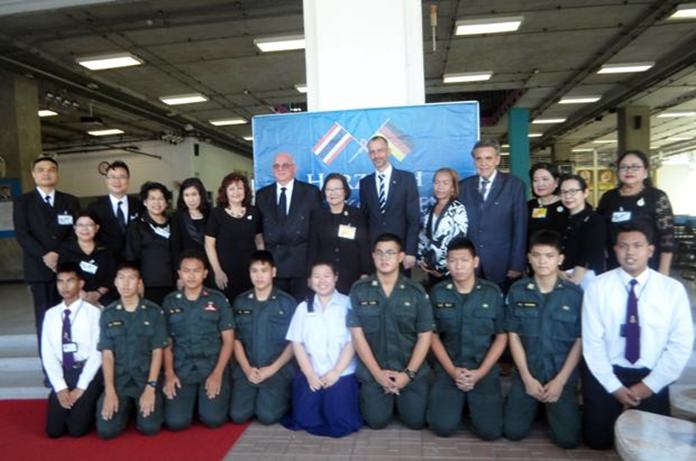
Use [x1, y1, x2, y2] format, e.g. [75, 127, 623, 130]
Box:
[558, 174, 606, 288]
[307, 173, 370, 294]
[597, 150, 675, 274]
[59, 210, 116, 306]
[205, 172, 263, 302]
[527, 162, 568, 240]
[171, 177, 211, 282]
[125, 181, 174, 305]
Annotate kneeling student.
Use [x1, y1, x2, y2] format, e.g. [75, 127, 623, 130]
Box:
[42, 262, 102, 438]
[503, 230, 582, 449]
[96, 262, 168, 439]
[283, 261, 363, 437]
[427, 238, 507, 439]
[229, 250, 296, 424]
[163, 250, 234, 430]
[348, 233, 433, 430]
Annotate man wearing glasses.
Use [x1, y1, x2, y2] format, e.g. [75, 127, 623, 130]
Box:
[348, 233, 434, 429]
[87, 161, 142, 261]
[255, 152, 321, 301]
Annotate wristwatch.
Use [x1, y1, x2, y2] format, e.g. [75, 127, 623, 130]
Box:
[146, 380, 157, 389]
[403, 368, 416, 381]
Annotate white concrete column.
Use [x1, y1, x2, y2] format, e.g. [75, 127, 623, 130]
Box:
[303, 0, 425, 111]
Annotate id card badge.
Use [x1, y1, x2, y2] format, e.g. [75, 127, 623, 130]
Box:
[62, 342, 78, 354]
[611, 211, 631, 223]
[531, 207, 548, 219]
[57, 214, 74, 226]
[79, 260, 98, 274]
[338, 224, 356, 240]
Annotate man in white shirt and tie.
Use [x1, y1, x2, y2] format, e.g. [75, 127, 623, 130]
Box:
[41, 262, 102, 438]
[582, 222, 694, 450]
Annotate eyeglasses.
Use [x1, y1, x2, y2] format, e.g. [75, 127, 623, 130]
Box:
[618, 164, 644, 172]
[374, 250, 399, 259]
[560, 188, 582, 196]
[272, 163, 294, 170]
[106, 175, 128, 181]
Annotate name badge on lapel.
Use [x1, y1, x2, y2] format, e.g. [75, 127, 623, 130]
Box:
[79, 260, 98, 274]
[338, 224, 356, 240]
[62, 342, 77, 354]
[58, 214, 73, 225]
[531, 207, 547, 219]
[612, 211, 631, 223]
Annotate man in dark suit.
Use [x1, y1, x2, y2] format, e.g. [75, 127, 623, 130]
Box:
[458, 139, 527, 292]
[255, 152, 322, 301]
[86, 161, 142, 260]
[359, 135, 420, 270]
[13, 157, 80, 348]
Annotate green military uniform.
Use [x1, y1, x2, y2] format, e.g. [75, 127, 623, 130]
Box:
[163, 288, 234, 430]
[346, 275, 434, 429]
[426, 278, 505, 439]
[503, 277, 582, 449]
[229, 288, 296, 424]
[96, 298, 168, 439]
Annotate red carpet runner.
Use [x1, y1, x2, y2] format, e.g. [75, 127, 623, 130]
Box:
[0, 400, 249, 460]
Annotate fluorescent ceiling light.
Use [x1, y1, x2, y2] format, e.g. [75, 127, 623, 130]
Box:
[665, 136, 692, 142]
[38, 110, 58, 117]
[657, 111, 696, 118]
[76, 52, 143, 71]
[532, 118, 566, 124]
[559, 95, 602, 104]
[254, 35, 305, 52]
[443, 71, 492, 83]
[209, 117, 247, 126]
[597, 62, 654, 74]
[571, 148, 595, 152]
[668, 3, 696, 19]
[528, 133, 543, 138]
[88, 129, 124, 136]
[294, 83, 307, 94]
[243, 136, 253, 141]
[593, 139, 617, 144]
[159, 93, 208, 105]
[501, 144, 510, 148]
[455, 16, 523, 35]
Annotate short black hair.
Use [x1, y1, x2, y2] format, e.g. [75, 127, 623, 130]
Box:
[446, 237, 477, 258]
[560, 173, 588, 191]
[617, 150, 652, 187]
[322, 172, 351, 201]
[177, 177, 210, 216]
[107, 160, 130, 177]
[373, 233, 403, 252]
[616, 222, 655, 245]
[249, 250, 275, 268]
[309, 260, 337, 276]
[178, 248, 208, 270]
[56, 262, 83, 280]
[32, 156, 58, 169]
[74, 209, 102, 227]
[529, 229, 563, 252]
[116, 261, 141, 276]
[140, 181, 172, 202]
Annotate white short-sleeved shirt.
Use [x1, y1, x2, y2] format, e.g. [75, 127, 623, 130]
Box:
[286, 291, 356, 377]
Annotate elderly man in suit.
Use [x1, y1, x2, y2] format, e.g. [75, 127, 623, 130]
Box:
[458, 139, 527, 292]
[13, 157, 81, 350]
[359, 135, 420, 271]
[255, 152, 322, 301]
[86, 160, 142, 260]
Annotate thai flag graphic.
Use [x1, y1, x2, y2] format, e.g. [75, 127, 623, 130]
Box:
[312, 122, 358, 165]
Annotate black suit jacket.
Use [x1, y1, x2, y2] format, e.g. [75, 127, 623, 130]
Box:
[13, 189, 80, 283]
[86, 195, 143, 258]
[256, 180, 322, 278]
[359, 168, 420, 256]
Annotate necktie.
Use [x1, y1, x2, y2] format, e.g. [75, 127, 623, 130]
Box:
[479, 178, 490, 200]
[278, 187, 287, 222]
[378, 174, 386, 214]
[624, 279, 640, 363]
[44, 195, 52, 207]
[62, 309, 75, 369]
[116, 200, 127, 232]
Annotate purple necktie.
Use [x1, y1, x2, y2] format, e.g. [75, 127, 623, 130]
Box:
[62, 309, 75, 369]
[624, 279, 640, 363]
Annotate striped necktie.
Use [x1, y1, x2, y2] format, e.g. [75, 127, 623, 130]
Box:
[377, 174, 386, 214]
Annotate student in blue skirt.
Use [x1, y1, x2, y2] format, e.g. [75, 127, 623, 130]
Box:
[283, 261, 363, 437]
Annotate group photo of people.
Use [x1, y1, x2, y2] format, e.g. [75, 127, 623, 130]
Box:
[13, 135, 694, 450]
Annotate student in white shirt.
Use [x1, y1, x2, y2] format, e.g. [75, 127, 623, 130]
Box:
[582, 222, 694, 450]
[283, 261, 363, 437]
[41, 262, 102, 438]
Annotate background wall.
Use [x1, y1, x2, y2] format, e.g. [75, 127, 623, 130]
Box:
[656, 159, 696, 216]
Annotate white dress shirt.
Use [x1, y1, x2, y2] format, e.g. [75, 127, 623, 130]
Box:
[478, 170, 497, 202]
[37, 187, 55, 206]
[286, 291, 357, 377]
[582, 267, 694, 394]
[375, 164, 393, 202]
[109, 194, 129, 221]
[276, 179, 295, 215]
[41, 299, 102, 392]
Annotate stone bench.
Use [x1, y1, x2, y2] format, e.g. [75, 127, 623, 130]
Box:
[615, 410, 696, 461]
[671, 386, 696, 421]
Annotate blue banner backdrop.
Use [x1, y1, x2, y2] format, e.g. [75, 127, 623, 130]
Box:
[252, 102, 479, 212]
